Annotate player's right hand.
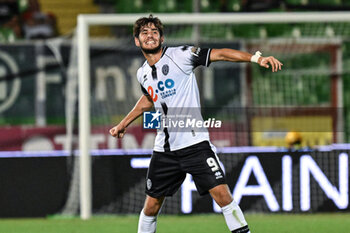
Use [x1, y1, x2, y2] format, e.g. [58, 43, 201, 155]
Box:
[109, 124, 126, 138]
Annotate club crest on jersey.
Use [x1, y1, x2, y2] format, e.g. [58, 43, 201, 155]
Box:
[162, 64, 169, 75]
[191, 47, 201, 57]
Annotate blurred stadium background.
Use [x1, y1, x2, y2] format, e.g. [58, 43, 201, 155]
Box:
[0, 0, 349, 232]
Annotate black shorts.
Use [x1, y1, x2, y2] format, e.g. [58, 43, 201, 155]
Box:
[145, 141, 226, 198]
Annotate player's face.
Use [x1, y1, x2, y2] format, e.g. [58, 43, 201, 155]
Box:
[135, 23, 163, 54]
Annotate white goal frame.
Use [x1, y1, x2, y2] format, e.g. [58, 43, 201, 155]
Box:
[77, 12, 350, 219]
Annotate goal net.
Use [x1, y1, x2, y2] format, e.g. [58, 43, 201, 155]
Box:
[66, 12, 350, 218]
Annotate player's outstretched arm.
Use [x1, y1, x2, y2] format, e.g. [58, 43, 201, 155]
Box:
[109, 95, 153, 138]
[210, 48, 283, 72]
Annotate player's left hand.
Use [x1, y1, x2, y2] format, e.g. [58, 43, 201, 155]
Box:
[259, 56, 283, 72]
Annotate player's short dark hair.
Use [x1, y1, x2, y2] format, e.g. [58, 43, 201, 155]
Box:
[133, 14, 164, 38]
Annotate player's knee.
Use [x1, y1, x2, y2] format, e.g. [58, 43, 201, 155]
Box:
[143, 206, 160, 216]
[217, 194, 233, 207]
[210, 185, 233, 207]
[143, 196, 164, 216]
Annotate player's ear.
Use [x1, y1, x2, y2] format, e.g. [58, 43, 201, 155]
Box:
[134, 36, 140, 47]
[160, 36, 164, 44]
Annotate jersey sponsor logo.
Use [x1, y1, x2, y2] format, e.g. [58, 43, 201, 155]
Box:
[162, 64, 169, 75]
[143, 110, 161, 129]
[157, 78, 174, 91]
[147, 86, 158, 102]
[147, 78, 176, 101]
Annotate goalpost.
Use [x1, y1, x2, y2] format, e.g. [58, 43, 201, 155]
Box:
[77, 12, 350, 219]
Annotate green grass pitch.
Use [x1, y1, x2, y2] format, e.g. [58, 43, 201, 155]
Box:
[0, 213, 349, 233]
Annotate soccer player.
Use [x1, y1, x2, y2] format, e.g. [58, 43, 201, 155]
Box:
[109, 15, 283, 233]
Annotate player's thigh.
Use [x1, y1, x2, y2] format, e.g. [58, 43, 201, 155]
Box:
[146, 151, 186, 197]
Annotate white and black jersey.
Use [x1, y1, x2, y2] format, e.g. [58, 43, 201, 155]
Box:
[137, 45, 212, 152]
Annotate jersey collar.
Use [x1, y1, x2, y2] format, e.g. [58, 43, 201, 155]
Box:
[161, 46, 168, 58]
[146, 46, 168, 68]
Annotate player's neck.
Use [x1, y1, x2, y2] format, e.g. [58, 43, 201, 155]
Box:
[143, 47, 163, 66]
